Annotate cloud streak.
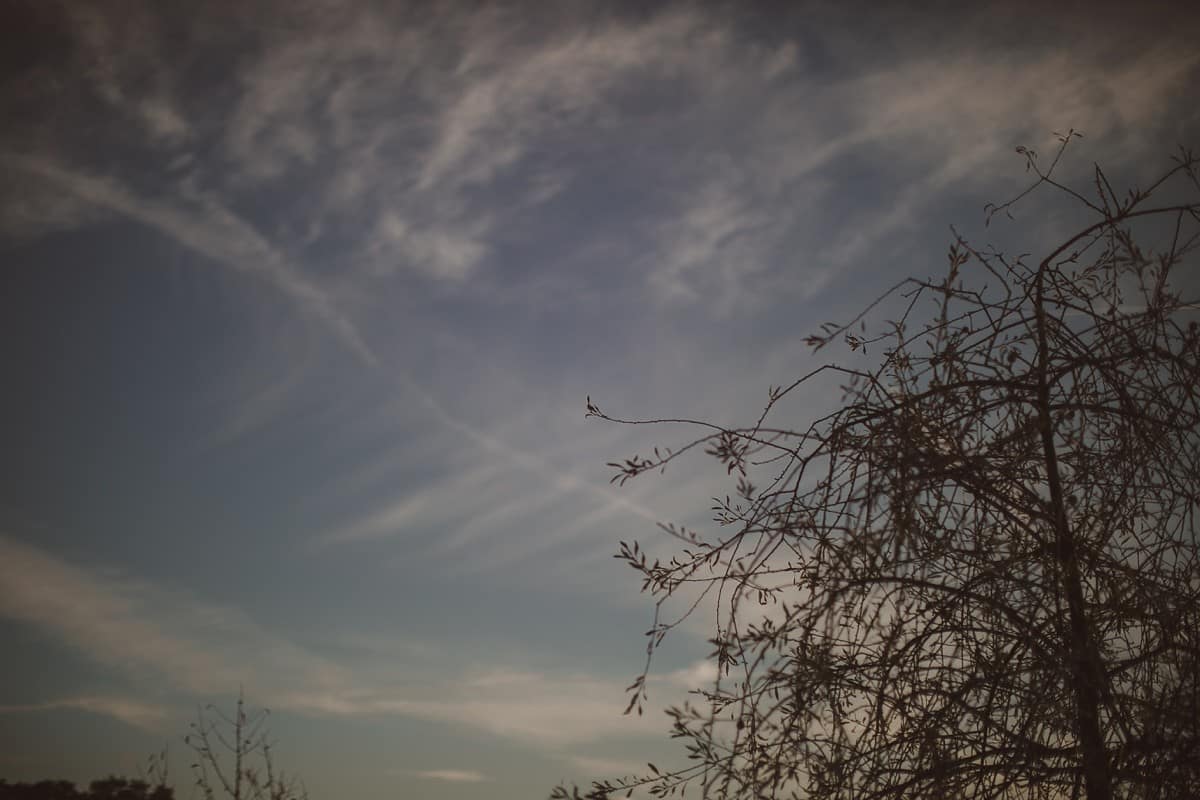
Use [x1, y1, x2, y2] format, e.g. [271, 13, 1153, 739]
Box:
[0, 697, 170, 732]
[2, 149, 661, 567]
[411, 769, 487, 783]
[0, 153, 375, 365]
[0, 535, 666, 748]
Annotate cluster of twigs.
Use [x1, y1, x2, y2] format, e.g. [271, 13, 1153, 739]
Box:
[185, 693, 308, 800]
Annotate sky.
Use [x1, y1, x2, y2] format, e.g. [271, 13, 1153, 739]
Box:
[1, 1, 1198, 798]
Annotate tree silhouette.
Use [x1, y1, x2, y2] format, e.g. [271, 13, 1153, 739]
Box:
[185, 693, 307, 800]
[0, 777, 172, 800]
[562, 135, 1200, 800]
[85, 778, 172, 800]
[0, 781, 80, 800]
[0, 695, 299, 800]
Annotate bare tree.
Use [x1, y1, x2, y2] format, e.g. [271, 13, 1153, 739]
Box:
[185, 693, 307, 800]
[559, 134, 1200, 800]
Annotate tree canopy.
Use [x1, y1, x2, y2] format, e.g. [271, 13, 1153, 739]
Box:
[562, 135, 1200, 800]
[0, 778, 172, 800]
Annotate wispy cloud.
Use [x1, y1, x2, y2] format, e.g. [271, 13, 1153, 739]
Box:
[645, 24, 1200, 307]
[8, 4, 1198, 314]
[0, 176, 108, 239]
[565, 755, 646, 779]
[298, 670, 660, 748]
[372, 211, 488, 282]
[410, 769, 487, 783]
[57, 3, 190, 146]
[0, 697, 170, 732]
[308, 377, 670, 577]
[0, 535, 349, 702]
[0, 153, 375, 366]
[416, 10, 704, 193]
[0, 536, 666, 748]
[1, 141, 663, 582]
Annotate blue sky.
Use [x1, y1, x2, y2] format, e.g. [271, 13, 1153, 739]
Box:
[1, 2, 1198, 798]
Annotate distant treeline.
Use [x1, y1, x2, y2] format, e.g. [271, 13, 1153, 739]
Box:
[0, 778, 172, 800]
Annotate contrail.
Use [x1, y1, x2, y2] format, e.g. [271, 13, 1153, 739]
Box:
[6, 152, 663, 525]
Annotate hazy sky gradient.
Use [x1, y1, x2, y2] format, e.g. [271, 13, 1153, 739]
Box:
[2, 1, 1198, 797]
